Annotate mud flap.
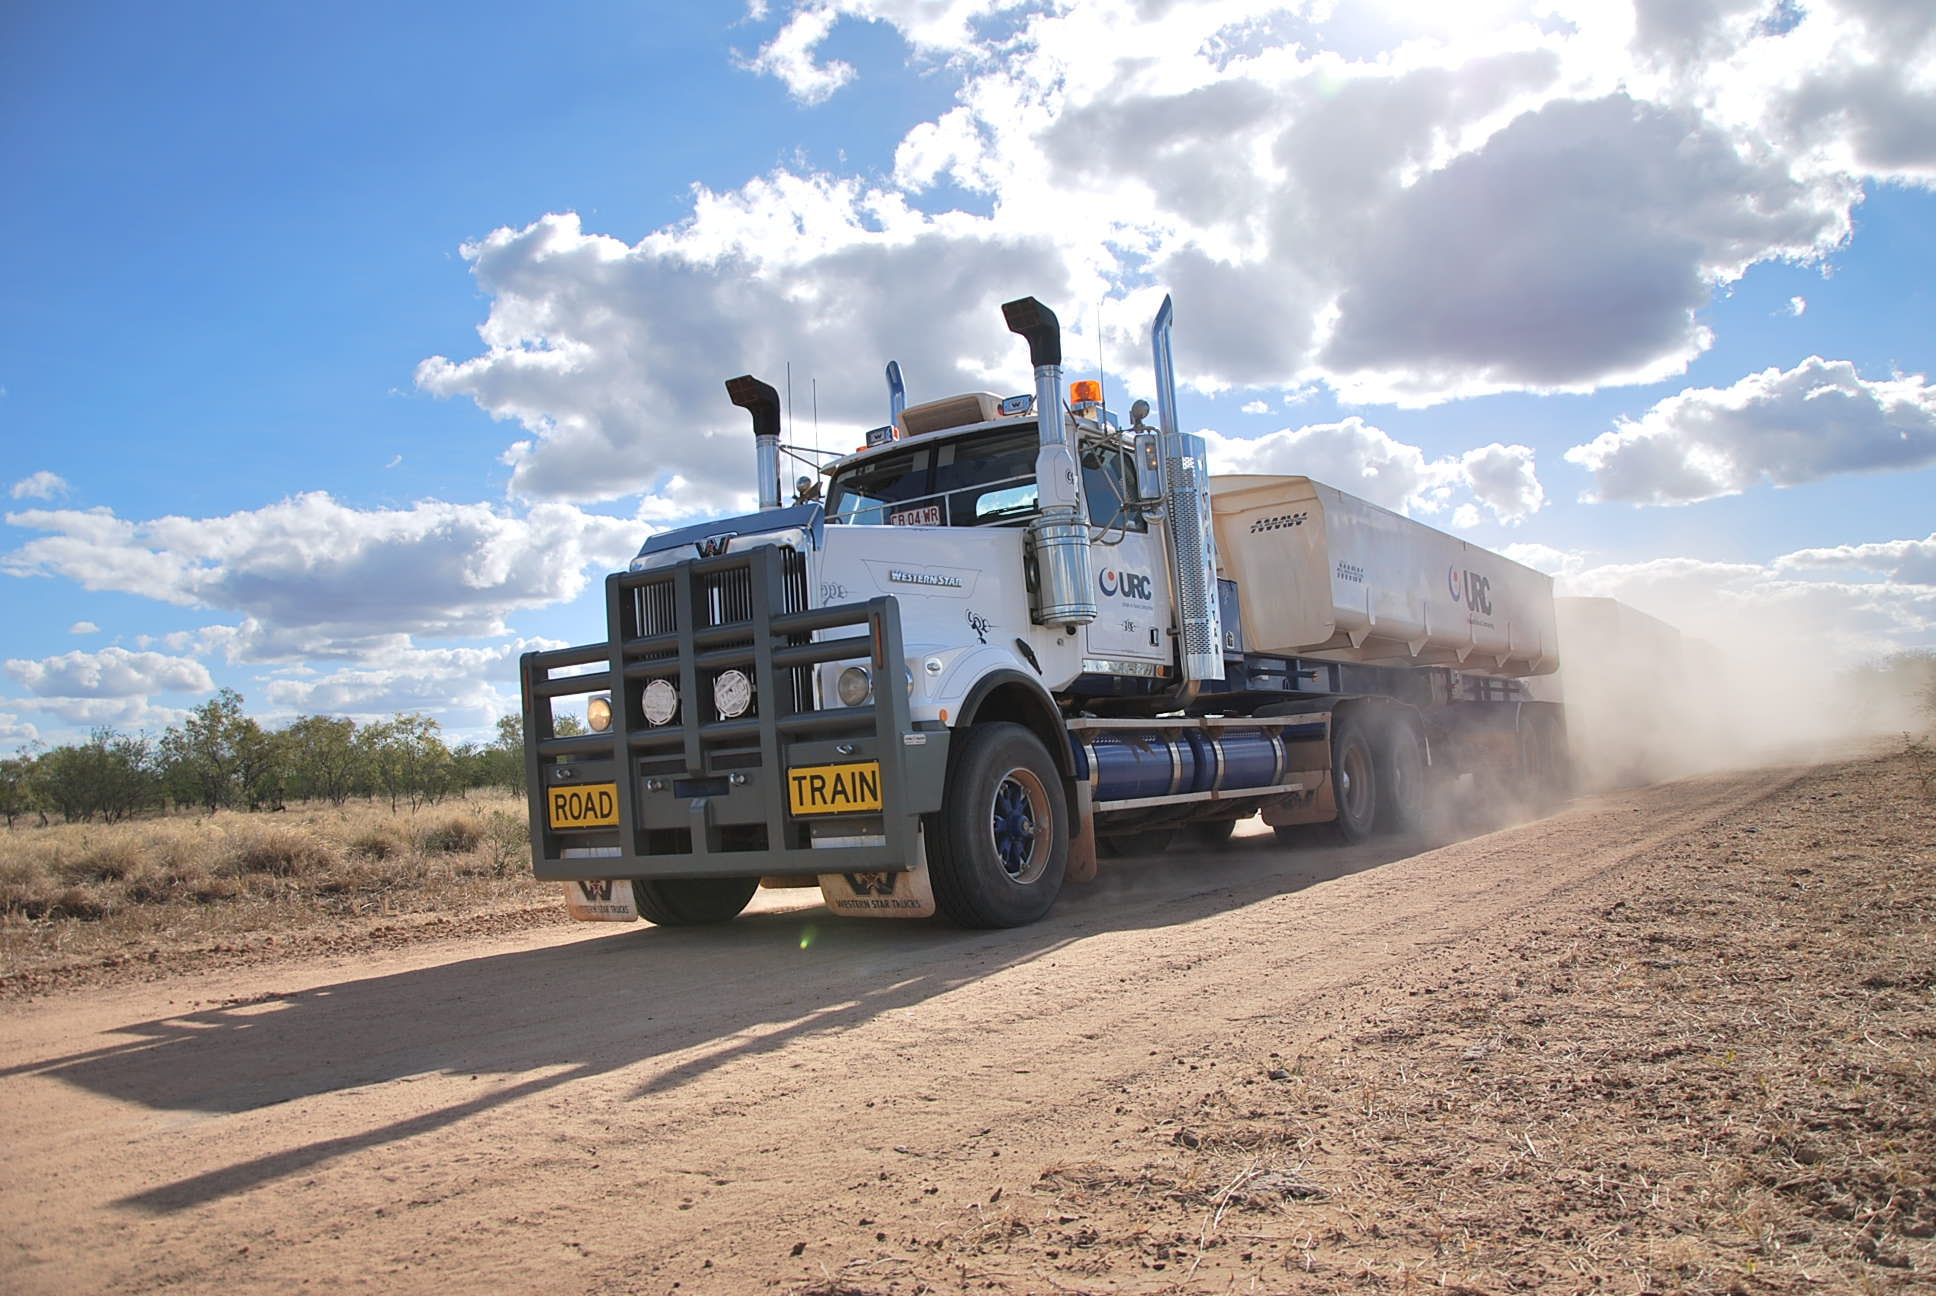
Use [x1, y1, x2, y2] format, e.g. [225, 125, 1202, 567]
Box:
[817, 831, 938, 918]
[562, 879, 640, 922]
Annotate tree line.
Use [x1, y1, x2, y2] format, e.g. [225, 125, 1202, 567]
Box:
[0, 690, 573, 828]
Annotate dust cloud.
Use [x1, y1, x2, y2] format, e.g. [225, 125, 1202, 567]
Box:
[1532, 597, 1930, 791]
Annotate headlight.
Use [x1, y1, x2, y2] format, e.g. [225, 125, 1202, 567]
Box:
[642, 678, 679, 726]
[587, 695, 612, 732]
[836, 665, 873, 707]
[714, 668, 753, 719]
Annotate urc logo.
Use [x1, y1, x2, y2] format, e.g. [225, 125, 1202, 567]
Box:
[1098, 568, 1153, 600]
[1447, 567, 1493, 615]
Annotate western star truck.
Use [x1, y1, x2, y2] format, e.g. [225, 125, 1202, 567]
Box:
[519, 295, 1567, 928]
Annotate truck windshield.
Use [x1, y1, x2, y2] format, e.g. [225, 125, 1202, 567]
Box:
[827, 428, 1040, 527]
[825, 425, 1144, 531]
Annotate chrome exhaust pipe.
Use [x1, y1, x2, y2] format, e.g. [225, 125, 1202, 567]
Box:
[1150, 296, 1224, 689]
[1002, 297, 1096, 631]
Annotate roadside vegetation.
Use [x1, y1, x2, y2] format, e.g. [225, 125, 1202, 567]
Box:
[0, 690, 569, 983]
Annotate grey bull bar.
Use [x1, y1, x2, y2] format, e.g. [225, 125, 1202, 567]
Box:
[520, 545, 946, 880]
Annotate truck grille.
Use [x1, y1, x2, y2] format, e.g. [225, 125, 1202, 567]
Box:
[633, 546, 813, 720]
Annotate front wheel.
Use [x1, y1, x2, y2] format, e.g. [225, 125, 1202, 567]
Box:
[927, 722, 1069, 928]
[632, 876, 759, 926]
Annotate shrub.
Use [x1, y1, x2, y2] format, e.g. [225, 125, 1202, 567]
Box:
[54, 837, 147, 885]
[421, 816, 482, 854]
[222, 824, 336, 878]
[347, 825, 403, 861]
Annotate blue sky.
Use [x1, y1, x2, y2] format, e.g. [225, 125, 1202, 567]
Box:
[4, 0, 1933, 750]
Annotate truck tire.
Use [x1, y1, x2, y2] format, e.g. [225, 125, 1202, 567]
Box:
[926, 722, 1068, 928]
[1330, 710, 1379, 843]
[631, 876, 759, 926]
[1376, 720, 1426, 835]
[1519, 712, 1570, 814]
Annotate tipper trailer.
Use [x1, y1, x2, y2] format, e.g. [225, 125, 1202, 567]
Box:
[520, 295, 1568, 928]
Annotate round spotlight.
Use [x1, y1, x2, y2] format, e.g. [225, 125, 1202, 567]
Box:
[642, 678, 679, 726]
[836, 665, 873, 707]
[587, 695, 613, 732]
[713, 668, 753, 719]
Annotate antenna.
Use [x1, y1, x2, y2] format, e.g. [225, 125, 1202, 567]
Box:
[812, 378, 819, 459]
[1097, 297, 1106, 425]
[785, 362, 794, 442]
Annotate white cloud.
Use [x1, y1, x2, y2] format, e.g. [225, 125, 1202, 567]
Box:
[416, 208, 1072, 504]
[0, 712, 40, 748]
[1785, 295, 1807, 317]
[421, 0, 1933, 502]
[260, 642, 549, 729]
[10, 471, 69, 501]
[7, 695, 192, 731]
[3, 494, 645, 658]
[1204, 418, 1545, 524]
[1774, 534, 1936, 585]
[743, 5, 855, 103]
[68, 621, 99, 635]
[4, 647, 213, 699]
[1540, 547, 1936, 669]
[1563, 357, 1936, 505]
[1239, 400, 1270, 415]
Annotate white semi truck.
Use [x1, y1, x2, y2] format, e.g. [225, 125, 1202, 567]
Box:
[520, 296, 1567, 928]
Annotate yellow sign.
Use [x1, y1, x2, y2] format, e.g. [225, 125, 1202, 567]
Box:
[786, 761, 883, 815]
[548, 783, 619, 829]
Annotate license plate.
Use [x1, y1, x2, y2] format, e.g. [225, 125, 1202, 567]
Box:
[547, 783, 619, 829]
[786, 761, 883, 815]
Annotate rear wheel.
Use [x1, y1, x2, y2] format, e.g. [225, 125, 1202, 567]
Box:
[632, 876, 759, 926]
[1376, 720, 1426, 835]
[1330, 711, 1379, 843]
[927, 723, 1068, 928]
[1519, 711, 1570, 813]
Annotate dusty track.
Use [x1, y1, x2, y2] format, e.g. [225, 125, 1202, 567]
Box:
[1, 756, 1928, 1293]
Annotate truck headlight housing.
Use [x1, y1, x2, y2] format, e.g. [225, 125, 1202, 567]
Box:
[587, 695, 613, 732]
[642, 678, 678, 726]
[836, 665, 872, 707]
[713, 668, 753, 719]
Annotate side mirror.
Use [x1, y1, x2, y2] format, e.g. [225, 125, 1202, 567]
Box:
[1130, 433, 1164, 504]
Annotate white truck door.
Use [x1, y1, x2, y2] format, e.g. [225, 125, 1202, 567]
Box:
[1080, 444, 1171, 670]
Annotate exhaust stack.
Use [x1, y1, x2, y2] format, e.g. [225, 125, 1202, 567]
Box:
[1002, 297, 1096, 631]
[1150, 297, 1224, 686]
[886, 360, 906, 429]
[726, 375, 783, 511]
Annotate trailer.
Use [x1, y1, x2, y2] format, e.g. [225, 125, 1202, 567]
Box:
[520, 295, 1568, 928]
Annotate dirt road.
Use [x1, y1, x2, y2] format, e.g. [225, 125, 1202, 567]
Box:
[2, 753, 1930, 1294]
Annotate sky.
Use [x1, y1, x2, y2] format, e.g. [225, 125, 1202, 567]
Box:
[2, 0, 1933, 751]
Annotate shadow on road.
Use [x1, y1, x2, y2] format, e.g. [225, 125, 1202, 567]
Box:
[10, 822, 1468, 1214]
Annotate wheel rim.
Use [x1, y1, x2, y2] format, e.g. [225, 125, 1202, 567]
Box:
[987, 766, 1052, 885]
[1338, 742, 1372, 824]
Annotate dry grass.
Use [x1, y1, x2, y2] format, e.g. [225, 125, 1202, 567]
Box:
[0, 796, 546, 980]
